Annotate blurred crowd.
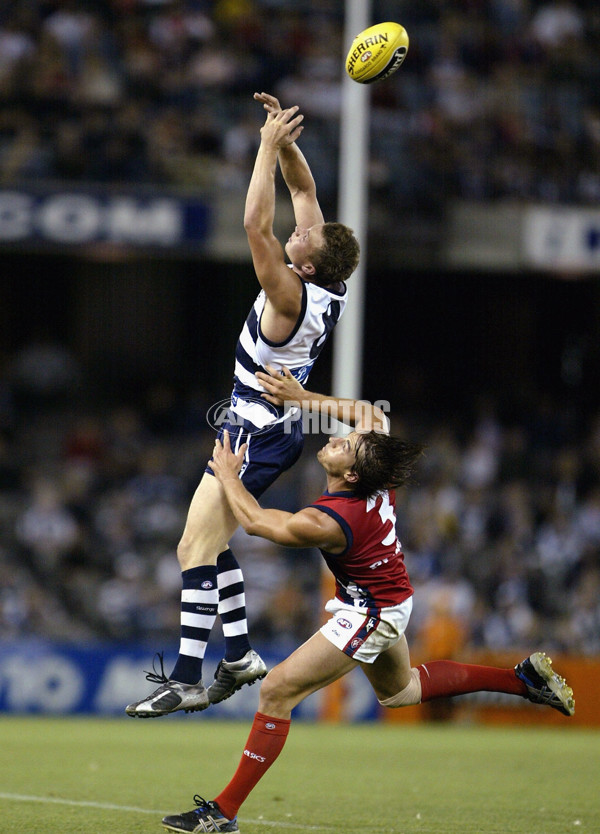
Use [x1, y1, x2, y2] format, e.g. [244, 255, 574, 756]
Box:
[1, 346, 600, 659]
[2, 0, 599, 660]
[1, 0, 600, 210]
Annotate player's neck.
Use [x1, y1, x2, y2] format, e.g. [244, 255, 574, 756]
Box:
[325, 474, 354, 495]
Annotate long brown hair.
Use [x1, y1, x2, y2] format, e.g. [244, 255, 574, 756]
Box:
[351, 431, 424, 499]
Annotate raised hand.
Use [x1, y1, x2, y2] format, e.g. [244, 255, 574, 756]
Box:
[253, 91, 282, 114]
[260, 106, 304, 148]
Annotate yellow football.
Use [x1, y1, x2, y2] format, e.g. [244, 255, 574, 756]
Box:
[345, 21, 409, 84]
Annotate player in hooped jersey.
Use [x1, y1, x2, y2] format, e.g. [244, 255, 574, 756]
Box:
[125, 93, 360, 718]
[161, 369, 575, 834]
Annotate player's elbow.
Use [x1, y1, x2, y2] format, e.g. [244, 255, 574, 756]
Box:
[243, 212, 267, 235]
[289, 181, 317, 200]
[244, 223, 271, 253]
[244, 519, 263, 538]
[243, 215, 257, 234]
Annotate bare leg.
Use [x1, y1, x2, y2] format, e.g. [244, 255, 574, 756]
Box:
[259, 631, 359, 718]
[177, 473, 239, 569]
[360, 633, 413, 700]
[213, 633, 358, 820]
[126, 475, 242, 713]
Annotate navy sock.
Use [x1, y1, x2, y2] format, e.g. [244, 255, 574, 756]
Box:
[170, 564, 218, 684]
[217, 549, 252, 662]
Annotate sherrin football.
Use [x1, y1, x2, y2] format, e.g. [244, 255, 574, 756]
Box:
[345, 21, 409, 84]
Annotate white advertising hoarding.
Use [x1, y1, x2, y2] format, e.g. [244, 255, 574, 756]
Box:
[524, 207, 600, 272]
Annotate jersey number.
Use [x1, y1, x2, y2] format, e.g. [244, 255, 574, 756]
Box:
[309, 301, 342, 360]
[366, 491, 397, 547]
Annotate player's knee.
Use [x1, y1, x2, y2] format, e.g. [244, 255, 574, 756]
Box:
[258, 667, 297, 714]
[176, 531, 215, 569]
[176, 534, 195, 569]
[258, 668, 286, 712]
[378, 667, 422, 708]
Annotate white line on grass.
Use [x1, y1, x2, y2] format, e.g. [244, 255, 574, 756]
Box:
[0, 792, 516, 834]
[0, 792, 333, 831]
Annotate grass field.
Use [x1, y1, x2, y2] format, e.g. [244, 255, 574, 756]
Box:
[1, 716, 598, 834]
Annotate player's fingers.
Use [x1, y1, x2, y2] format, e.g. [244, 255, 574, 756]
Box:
[280, 105, 300, 122]
[285, 126, 303, 144]
[256, 374, 274, 390]
[263, 364, 281, 379]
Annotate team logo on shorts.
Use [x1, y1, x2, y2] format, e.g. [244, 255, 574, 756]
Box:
[351, 638, 363, 649]
[201, 581, 214, 590]
[337, 618, 353, 629]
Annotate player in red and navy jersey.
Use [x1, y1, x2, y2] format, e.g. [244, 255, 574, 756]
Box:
[311, 487, 412, 608]
[161, 368, 575, 834]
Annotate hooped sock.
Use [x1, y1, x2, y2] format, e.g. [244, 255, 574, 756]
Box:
[169, 564, 218, 684]
[217, 549, 252, 662]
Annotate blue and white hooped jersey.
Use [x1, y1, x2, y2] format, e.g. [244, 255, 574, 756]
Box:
[231, 276, 347, 430]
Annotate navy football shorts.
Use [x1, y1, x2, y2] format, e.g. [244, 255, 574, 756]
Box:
[205, 416, 304, 498]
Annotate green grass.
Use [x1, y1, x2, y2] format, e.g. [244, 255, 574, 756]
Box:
[0, 717, 598, 834]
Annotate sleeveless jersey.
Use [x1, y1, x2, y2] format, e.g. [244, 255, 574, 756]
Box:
[231, 276, 347, 430]
[310, 489, 413, 610]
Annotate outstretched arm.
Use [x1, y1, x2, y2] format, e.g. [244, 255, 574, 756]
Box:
[207, 431, 345, 551]
[256, 365, 390, 434]
[254, 92, 324, 229]
[244, 105, 305, 317]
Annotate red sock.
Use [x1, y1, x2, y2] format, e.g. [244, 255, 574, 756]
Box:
[417, 660, 527, 702]
[214, 712, 291, 820]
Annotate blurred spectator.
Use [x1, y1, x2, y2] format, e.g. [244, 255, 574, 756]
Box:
[15, 473, 81, 571]
[9, 339, 82, 409]
[2, 1, 600, 655]
[0, 0, 598, 205]
[414, 585, 468, 720]
[0, 376, 599, 654]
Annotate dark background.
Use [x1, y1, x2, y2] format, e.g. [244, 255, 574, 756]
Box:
[3, 252, 600, 434]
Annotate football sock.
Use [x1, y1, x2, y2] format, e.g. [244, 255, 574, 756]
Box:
[217, 549, 252, 662]
[214, 712, 291, 821]
[169, 565, 218, 684]
[417, 660, 528, 702]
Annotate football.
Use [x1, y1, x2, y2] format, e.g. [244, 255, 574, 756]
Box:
[345, 21, 409, 84]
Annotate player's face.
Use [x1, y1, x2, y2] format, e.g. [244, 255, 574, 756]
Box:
[317, 431, 361, 478]
[285, 224, 325, 269]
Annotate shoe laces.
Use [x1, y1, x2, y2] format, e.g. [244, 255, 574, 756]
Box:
[193, 795, 209, 809]
[191, 795, 217, 817]
[144, 652, 169, 685]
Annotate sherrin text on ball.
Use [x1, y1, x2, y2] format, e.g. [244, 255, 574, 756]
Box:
[345, 21, 409, 84]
